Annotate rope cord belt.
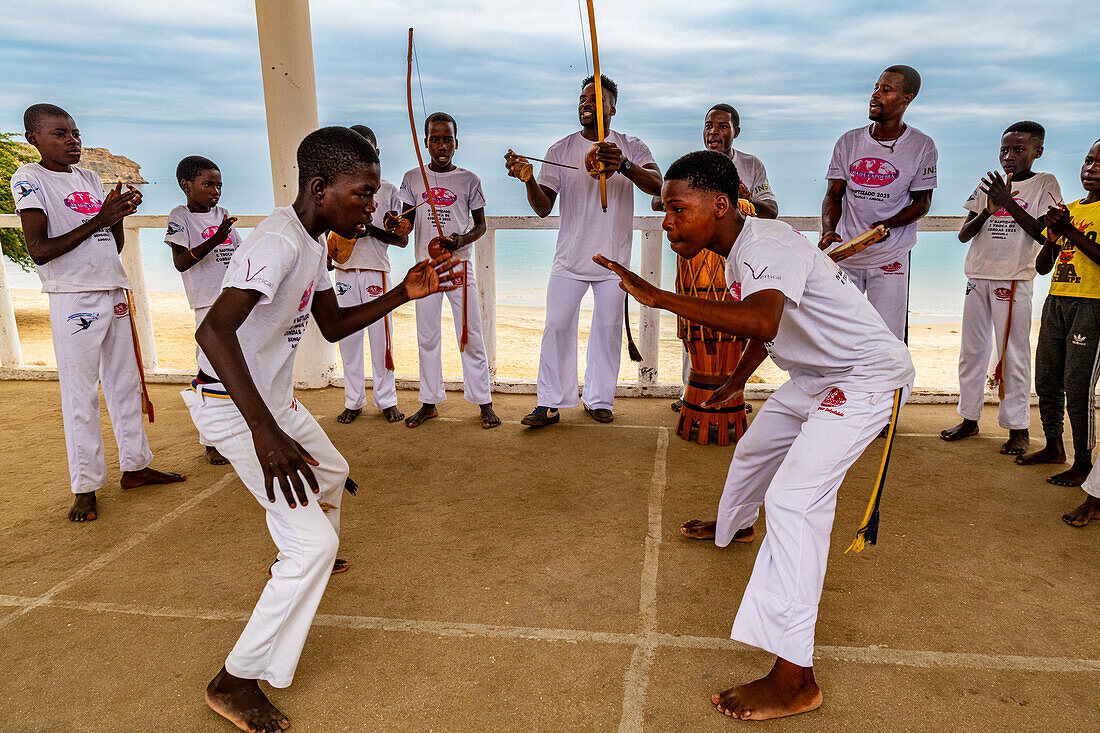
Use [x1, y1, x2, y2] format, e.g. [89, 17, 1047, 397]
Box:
[846, 387, 904, 554]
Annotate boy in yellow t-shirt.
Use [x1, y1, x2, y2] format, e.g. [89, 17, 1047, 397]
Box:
[1017, 140, 1100, 501]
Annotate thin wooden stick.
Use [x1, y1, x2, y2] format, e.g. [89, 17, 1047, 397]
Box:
[512, 154, 579, 170]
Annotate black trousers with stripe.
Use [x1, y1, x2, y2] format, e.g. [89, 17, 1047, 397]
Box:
[1035, 295, 1100, 462]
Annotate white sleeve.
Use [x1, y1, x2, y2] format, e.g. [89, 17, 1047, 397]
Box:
[10, 167, 46, 213]
[314, 250, 333, 291]
[963, 184, 984, 215]
[164, 208, 190, 247]
[223, 236, 297, 306]
[536, 143, 562, 193]
[629, 137, 656, 167]
[913, 140, 938, 191]
[397, 171, 418, 208]
[750, 158, 776, 202]
[467, 173, 487, 211]
[826, 136, 848, 181]
[737, 239, 809, 306]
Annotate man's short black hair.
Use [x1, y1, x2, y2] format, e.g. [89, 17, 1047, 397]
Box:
[708, 103, 740, 128]
[423, 112, 457, 138]
[665, 150, 741, 203]
[176, 155, 219, 182]
[24, 103, 73, 133]
[350, 125, 377, 148]
[882, 65, 921, 97]
[1003, 120, 1045, 144]
[297, 126, 379, 189]
[581, 74, 618, 103]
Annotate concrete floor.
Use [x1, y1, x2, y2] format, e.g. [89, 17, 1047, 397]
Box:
[0, 381, 1097, 732]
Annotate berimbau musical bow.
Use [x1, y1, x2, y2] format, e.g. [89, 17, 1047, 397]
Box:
[407, 28, 469, 351]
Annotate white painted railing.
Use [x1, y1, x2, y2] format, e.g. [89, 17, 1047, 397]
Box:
[0, 213, 967, 398]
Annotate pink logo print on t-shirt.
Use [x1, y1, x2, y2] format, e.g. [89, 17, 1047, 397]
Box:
[299, 280, 315, 311]
[202, 224, 231, 241]
[818, 387, 846, 416]
[849, 158, 899, 188]
[65, 192, 102, 215]
[992, 198, 1029, 218]
[425, 187, 457, 207]
[729, 282, 742, 301]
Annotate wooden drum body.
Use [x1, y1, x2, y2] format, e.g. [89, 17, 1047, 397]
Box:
[675, 247, 747, 446]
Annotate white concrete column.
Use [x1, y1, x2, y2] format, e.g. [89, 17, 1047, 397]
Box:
[638, 229, 662, 385]
[120, 225, 158, 369]
[475, 228, 497, 380]
[255, 0, 335, 388]
[0, 256, 24, 367]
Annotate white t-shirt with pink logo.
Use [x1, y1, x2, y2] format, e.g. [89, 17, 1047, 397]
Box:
[398, 167, 486, 263]
[732, 150, 776, 204]
[826, 125, 938, 268]
[539, 130, 657, 280]
[10, 162, 129, 293]
[963, 172, 1061, 281]
[725, 217, 914, 394]
[199, 207, 332, 410]
[164, 204, 242, 310]
[341, 179, 400, 272]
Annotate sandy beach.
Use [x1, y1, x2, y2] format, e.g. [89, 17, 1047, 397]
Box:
[10, 287, 1038, 394]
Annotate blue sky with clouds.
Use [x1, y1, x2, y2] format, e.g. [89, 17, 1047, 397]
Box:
[4, 0, 1098, 218]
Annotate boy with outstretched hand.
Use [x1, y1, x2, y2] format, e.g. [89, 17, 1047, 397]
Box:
[165, 154, 242, 464]
[11, 103, 183, 523]
[597, 150, 913, 721]
[940, 122, 1060, 455]
[187, 127, 456, 733]
[1019, 139, 1100, 494]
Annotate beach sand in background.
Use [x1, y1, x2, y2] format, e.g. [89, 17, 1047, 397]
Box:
[11, 288, 1039, 395]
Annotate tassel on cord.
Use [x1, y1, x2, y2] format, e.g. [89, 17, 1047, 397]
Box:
[625, 297, 643, 362]
[989, 280, 1016, 400]
[344, 477, 358, 496]
[382, 272, 395, 371]
[460, 261, 469, 352]
[846, 388, 903, 554]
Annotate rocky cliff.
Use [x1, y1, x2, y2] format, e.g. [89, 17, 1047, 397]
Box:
[13, 141, 147, 185]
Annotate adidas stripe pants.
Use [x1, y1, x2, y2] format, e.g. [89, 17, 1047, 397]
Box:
[715, 379, 911, 667]
[1035, 295, 1100, 463]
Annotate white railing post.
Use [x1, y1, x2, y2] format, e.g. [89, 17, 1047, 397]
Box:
[637, 228, 662, 386]
[0, 255, 24, 367]
[475, 227, 497, 380]
[120, 225, 158, 369]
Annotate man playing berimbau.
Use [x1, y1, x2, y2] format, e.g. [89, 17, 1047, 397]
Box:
[596, 150, 914, 720]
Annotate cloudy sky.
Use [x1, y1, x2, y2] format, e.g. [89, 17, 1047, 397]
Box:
[3, 0, 1098, 218]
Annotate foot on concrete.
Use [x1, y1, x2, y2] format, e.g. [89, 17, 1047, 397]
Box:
[206, 446, 229, 465]
[1063, 495, 1100, 527]
[712, 657, 822, 721]
[1016, 443, 1066, 466]
[405, 404, 438, 428]
[336, 408, 361, 424]
[269, 558, 349, 578]
[582, 402, 614, 423]
[120, 467, 185, 490]
[940, 419, 978, 442]
[382, 406, 404, 423]
[1047, 460, 1092, 487]
[521, 406, 559, 428]
[1000, 429, 1029, 455]
[68, 492, 97, 522]
[205, 667, 289, 733]
[480, 403, 501, 429]
[671, 399, 682, 413]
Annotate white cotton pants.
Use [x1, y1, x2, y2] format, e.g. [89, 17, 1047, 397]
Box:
[536, 275, 625, 411]
[715, 379, 911, 667]
[414, 261, 492, 406]
[840, 258, 910, 342]
[957, 279, 1033, 430]
[48, 289, 153, 494]
[334, 269, 398, 410]
[181, 384, 349, 688]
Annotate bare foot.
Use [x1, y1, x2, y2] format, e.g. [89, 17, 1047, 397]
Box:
[68, 492, 97, 522]
[336, 407, 361, 424]
[1063, 495, 1100, 527]
[382, 405, 404, 422]
[480, 403, 501, 429]
[940, 419, 978, 442]
[712, 657, 822, 721]
[205, 667, 289, 732]
[671, 399, 682, 412]
[120, 467, 185, 490]
[1000, 429, 1029, 455]
[206, 446, 229, 465]
[680, 520, 754, 542]
[405, 404, 438, 428]
[1047, 460, 1092, 487]
[1016, 442, 1066, 466]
